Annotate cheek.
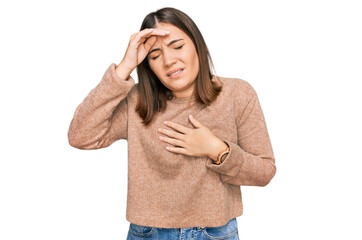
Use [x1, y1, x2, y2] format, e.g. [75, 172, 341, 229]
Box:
[149, 61, 161, 75]
[182, 48, 198, 66]
[189, 51, 199, 71]
[189, 46, 199, 65]
[193, 54, 199, 66]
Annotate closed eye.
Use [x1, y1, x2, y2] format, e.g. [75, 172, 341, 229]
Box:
[175, 44, 184, 50]
[151, 44, 185, 60]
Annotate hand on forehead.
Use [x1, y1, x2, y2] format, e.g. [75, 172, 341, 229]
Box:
[151, 23, 184, 45]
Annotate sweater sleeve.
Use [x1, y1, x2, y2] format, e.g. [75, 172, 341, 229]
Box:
[205, 81, 276, 186]
[67, 63, 135, 150]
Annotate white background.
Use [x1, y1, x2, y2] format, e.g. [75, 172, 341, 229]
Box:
[1, 0, 361, 239]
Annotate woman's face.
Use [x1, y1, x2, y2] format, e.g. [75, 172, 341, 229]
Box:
[147, 23, 200, 98]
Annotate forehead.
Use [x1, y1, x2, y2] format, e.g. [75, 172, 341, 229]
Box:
[153, 23, 189, 43]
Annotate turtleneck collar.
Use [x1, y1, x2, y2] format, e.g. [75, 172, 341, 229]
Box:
[168, 75, 219, 104]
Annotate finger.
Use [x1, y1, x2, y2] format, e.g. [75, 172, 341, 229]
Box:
[159, 135, 185, 148]
[134, 29, 170, 45]
[165, 146, 189, 155]
[158, 127, 185, 140]
[131, 28, 169, 42]
[188, 115, 202, 128]
[164, 121, 190, 134]
[143, 35, 157, 52]
[139, 32, 169, 46]
[148, 28, 171, 36]
[130, 28, 152, 41]
[132, 30, 152, 45]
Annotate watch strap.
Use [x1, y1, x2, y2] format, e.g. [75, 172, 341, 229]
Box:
[213, 142, 230, 165]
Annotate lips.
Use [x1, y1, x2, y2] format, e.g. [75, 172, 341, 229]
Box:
[166, 68, 184, 77]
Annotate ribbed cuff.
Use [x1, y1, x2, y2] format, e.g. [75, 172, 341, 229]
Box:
[205, 139, 244, 177]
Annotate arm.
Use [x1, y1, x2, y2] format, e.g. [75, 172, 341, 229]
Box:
[67, 63, 135, 149]
[205, 81, 276, 186]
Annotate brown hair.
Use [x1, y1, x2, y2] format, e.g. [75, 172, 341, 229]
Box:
[135, 7, 222, 126]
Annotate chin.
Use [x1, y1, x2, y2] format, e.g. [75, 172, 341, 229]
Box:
[168, 81, 190, 90]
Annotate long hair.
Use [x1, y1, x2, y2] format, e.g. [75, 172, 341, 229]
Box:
[136, 7, 222, 126]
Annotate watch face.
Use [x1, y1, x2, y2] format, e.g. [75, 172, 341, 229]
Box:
[221, 152, 229, 162]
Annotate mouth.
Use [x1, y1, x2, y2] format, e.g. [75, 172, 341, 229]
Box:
[167, 68, 184, 77]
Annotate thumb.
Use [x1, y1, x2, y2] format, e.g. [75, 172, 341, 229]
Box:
[144, 36, 157, 52]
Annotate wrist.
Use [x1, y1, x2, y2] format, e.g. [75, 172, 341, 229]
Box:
[208, 139, 229, 161]
[115, 61, 134, 80]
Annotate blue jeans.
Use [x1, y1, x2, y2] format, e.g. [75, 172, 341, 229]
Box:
[126, 217, 239, 240]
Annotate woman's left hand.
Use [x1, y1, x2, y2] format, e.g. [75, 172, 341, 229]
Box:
[157, 115, 226, 158]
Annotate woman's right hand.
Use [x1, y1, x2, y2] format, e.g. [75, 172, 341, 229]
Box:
[118, 28, 170, 75]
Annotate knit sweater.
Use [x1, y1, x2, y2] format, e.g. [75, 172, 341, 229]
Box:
[67, 63, 276, 228]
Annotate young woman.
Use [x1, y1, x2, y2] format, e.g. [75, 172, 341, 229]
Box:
[68, 7, 276, 240]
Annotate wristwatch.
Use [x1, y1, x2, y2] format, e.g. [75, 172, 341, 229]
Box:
[212, 142, 230, 165]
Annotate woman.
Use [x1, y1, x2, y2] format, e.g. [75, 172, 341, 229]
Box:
[68, 7, 276, 240]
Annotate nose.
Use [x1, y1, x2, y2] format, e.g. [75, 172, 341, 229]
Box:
[163, 50, 177, 67]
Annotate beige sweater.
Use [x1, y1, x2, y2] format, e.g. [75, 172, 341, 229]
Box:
[67, 63, 276, 228]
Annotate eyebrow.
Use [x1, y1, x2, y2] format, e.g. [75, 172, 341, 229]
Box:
[148, 39, 184, 55]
